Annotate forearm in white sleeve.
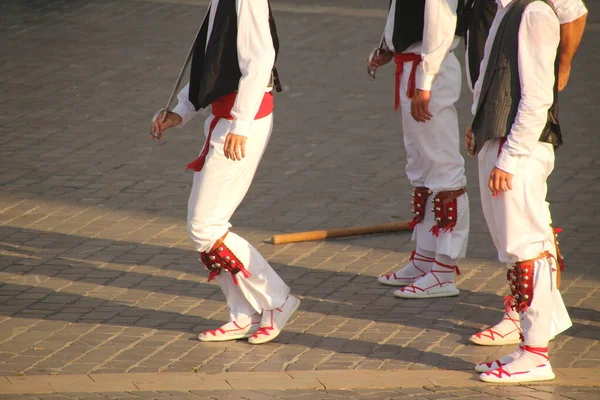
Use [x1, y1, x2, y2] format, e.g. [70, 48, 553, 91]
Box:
[496, 4, 560, 174]
[171, 83, 200, 128]
[417, 0, 459, 90]
[230, 0, 276, 137]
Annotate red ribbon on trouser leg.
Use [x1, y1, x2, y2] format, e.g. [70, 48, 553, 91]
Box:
[393, 53, 422, 110]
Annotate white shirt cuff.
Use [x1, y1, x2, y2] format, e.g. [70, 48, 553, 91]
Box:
[172, 103, 195, 128]
[230, 119, 251, 137]
[471, 103, 477, 116]
[416, 72, 436, 91]
[495, 149, 521, 175]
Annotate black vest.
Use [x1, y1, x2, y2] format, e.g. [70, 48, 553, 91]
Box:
[464, 0, 497, 85]
[189, 0, 280, 110]
[471, 0, 561, 152]
[390, 0, 465, 53]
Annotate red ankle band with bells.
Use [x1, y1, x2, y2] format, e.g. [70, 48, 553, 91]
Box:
[505, 251, 550, 312]
[200, 242, 251, 285]
[430, 188, 466, 237]
[408, 187, 432, 229]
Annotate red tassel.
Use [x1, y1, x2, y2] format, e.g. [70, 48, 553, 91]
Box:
[185, 116, 221, 172]
[443, 226, 454, 234]
[407, 64, 418, 98]
[186, 157, 206, 172]
[394, 64, 401, 111]
[240, 268, 251, 279]
[207, 269, 220, 282]
[430, 225, 440, 237]
[408, 218, 419, 230]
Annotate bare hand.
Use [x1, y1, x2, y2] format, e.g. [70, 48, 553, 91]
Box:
[488, 167, 513, 196]
[410, 89, 433, 122]
[558, 63, 571, 92]
[465, 125, 476, 155]
[224, 133, 247, 161]
[151, 111, 182, 141]
[367, 48, 393, 70]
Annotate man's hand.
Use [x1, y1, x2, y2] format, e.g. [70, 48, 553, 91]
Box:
[367, 48, 393, 70]
[465, 125, 476, 155]
[151, 111, 182, 141]
[488, 166, 513, 196]
[411, 89, 433, 122]
[558, 63, 571, 92]
[224, 133, 247, 161]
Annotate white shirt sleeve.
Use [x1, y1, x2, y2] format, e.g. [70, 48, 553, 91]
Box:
[551, 0, 588, 24]
[230, 0, 276, 137]
[417, 0, 459, 90]
[496, 2, 560, 174]
[171, 83, 199, 128]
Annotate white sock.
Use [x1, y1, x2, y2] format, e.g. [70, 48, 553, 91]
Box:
[403, 253, 457, 291]
[502, 345, 550, 373]
[475, 310, 521, 339]
[477, 343, 524, 371]
[390, 247, 434, 279]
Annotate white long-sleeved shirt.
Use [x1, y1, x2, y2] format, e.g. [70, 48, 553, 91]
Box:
[465, 0, 588, 91]
[472, 0, 560, 174]
[172, 0, 276, 137]
[383, 0, 461, 91]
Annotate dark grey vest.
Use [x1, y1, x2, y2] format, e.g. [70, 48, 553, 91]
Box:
[390, 0, 466, 53]
[189, 0, 281, 111]
[464, 0, 497, 86]
[472, 0, 561, 153]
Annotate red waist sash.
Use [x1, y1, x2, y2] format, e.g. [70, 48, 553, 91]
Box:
[186, 92, 274, 172]
[394, 53, 422, 111]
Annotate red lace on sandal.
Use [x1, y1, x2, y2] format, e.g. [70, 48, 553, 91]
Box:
[474, 312, 521, 341]
[400, 260, 460, 294]
[383, 250, 434, 280]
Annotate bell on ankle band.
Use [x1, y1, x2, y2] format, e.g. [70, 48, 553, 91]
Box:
[200, 242, 250, 285]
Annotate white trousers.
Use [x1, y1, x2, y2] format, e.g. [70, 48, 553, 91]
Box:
[187, 113, 290, 322]
[399, 52, 469, 259]
[478, 139, 571, 345]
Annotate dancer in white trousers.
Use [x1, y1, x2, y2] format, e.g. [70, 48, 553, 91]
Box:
[151, 0, 299, 345]
[467, 0, 572, 383]
[368, 0, 469, 299]
[464, 0, 587, 347]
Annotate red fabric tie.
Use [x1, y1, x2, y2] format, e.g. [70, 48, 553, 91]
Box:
[497, 137, 508, 158]
[186, 92, 274, 172]
[394, 53, 422, 111]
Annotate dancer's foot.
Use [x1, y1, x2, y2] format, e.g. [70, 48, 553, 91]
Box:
[248, 295, 301, 345]
[198, 313, 261, 342]
[378, 250, 434, 287]
[479, 346, 554, 383]
[393, 260, 459, 299]
[475, 344, 524, 372]
[470, 311, 521, 346]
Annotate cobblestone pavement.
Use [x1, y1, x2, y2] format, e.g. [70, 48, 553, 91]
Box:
[3, 385, 600, 400]
[0, 0, 599, 398]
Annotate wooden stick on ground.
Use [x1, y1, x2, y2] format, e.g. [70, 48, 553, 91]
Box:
[270, 220, 412, 245]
